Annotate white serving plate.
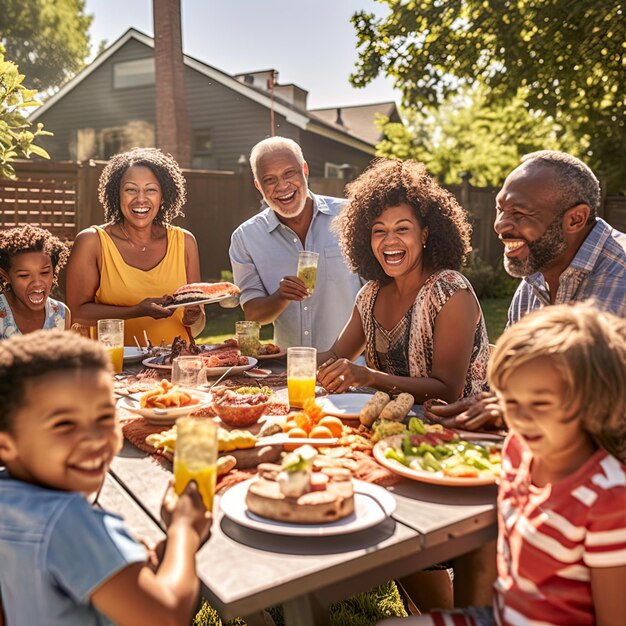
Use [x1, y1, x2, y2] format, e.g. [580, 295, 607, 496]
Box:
[123, 347, 146, 364]
[163, 293, 235, 309]
[373, 438, 500, 487]
[220, 479, 396, 536]
[116, 388, 213, 425]
[319, 393, 417, 421]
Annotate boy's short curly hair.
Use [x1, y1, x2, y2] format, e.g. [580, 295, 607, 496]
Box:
[0, 329, 111, 433]
[0, 225, 70, 293]
[333, 159, 472, 283]
[98, 147, 187, 225]
[488, 302, 626, 458]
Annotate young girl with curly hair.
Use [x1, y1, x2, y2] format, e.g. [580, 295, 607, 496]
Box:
[317, 158, 490, 403]
[0, 225, 70, 338]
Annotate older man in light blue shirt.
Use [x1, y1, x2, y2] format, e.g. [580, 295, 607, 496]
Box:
[229, 137, 362, 351]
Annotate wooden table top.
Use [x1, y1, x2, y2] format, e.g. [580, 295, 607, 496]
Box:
[109, 359, 498, 624]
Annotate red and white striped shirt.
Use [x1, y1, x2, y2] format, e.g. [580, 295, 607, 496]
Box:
[494, 433, 626, 625]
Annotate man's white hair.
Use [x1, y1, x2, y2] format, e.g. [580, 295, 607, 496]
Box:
[249, 136, 305, 181]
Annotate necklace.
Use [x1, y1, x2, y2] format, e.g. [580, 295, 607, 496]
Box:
[120, 222, 147, 252]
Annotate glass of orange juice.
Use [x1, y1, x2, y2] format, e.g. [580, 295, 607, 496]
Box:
[174, 417, 218, 511]
[97, 319, 124, 373]
[287, 346, 317, 408]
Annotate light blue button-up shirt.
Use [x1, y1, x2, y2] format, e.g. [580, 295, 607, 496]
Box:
[229, 193, 362, 351]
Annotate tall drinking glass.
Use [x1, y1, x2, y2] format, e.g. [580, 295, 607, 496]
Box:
[235, 320, 261, 357]
[97, 319, 124, 373]
[297, 251, 319, 295]
[172, 356, 206, 388]
[174, 417, 218, 511]
[287, 346, 317, 408]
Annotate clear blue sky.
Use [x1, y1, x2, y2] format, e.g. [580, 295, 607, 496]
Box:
[84, 0, 399, 110]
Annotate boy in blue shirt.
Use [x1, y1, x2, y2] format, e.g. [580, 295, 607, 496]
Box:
[0, 329, 211, 626]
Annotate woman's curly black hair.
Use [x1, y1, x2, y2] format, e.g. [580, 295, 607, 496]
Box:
[333, 159, 473, 283]
[0, 329, 111, 432]
[0, 225, 70, 293]
[98, 147, 187, 225]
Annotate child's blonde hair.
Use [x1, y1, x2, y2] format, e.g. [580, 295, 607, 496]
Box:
[488, 302, 626, 459]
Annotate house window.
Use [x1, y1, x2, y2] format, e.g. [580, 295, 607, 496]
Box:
[193, 130, 212, 155]
[101, 128, 127, 159]
[114, 58, 155, 89]
[324, 162, 343, 179]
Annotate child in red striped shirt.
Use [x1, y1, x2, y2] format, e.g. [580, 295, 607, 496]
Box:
[380, 302, 626, 626]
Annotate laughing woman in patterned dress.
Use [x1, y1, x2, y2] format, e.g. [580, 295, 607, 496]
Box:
[317, 158, 490, 403]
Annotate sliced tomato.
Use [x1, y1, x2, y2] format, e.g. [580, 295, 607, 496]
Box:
[436, 428, 457, 442]
[423, 432, 444, 446]
[410, 434, 428, 446]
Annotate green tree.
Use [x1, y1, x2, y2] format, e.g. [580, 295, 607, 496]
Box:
[0, 0, 92, 92]
[0, 44, 52, 179]
[377, 86, 579, 187]
[351, 0, 625, 190]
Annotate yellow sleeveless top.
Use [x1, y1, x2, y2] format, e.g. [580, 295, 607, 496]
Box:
[94, 225, 187, 346]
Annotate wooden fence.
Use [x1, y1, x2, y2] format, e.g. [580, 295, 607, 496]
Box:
[1, 160, 625, 282]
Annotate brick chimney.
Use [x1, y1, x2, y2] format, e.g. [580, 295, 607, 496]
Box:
[153, 0, 191, 167]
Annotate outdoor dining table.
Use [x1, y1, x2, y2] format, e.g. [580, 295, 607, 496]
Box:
[102, 356, 498, 626]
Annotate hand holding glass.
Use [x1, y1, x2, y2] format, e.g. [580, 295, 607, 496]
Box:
[174, 417, 218, 511]
[287, 346, 317, 408]
[297, 251, 319, 295]
[97, 319, 124, 373]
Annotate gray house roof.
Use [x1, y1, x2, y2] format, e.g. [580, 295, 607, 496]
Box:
[31, 28, 397, 155]
[309, 102, 400, 146]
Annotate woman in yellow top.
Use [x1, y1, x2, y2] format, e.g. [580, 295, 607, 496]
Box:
[66, 148, 205, 346]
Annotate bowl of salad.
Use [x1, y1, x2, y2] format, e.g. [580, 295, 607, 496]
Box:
[372, 417, 502, 486]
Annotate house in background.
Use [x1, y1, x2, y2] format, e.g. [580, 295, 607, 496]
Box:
[30, 28, 400, 179]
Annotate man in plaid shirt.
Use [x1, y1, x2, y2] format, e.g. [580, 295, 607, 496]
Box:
[426, 150, 625, 431]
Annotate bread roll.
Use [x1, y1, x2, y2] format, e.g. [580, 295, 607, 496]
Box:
[359, 391, 391, 427]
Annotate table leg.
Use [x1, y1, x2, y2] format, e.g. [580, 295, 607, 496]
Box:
[283, 593, 328, 626]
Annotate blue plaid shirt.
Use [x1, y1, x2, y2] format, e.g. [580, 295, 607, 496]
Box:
[508, 218, 626, 326]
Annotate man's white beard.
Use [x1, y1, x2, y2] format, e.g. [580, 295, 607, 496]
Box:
[264, 191, 308, 219]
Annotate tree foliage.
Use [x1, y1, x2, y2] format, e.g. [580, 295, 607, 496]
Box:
[0, 0, 92, 92]
[377, 86, 579, 187]
[0, 44, 52, 179]
[351, 0, 625, 190]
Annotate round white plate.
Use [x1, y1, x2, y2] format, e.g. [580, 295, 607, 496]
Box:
[319, 393, 416, 420]
[116, 388, 213, 425]
[373, 439, 499, 487]
[256, 349, 287, 361]
[220, 478, 396, 536]
[142, 356, 173, 370]
[204, 357, 257, 378]
[163, 293, 236, 309]
[123, 347, 146, 364]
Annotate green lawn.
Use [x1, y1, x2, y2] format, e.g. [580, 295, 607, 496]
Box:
[198, 297, 510, 345]
[197, 307, 273, 345]
[480, 297, 510, 342]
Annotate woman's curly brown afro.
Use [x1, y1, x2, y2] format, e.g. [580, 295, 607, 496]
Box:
[333, 159, 473, 283]
[0, 225, 70, 293]
[98, 147, 187, 225]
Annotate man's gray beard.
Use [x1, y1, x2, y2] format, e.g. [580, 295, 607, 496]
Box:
[265, 192, 307, 219]
[504, 213, 568, 278]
